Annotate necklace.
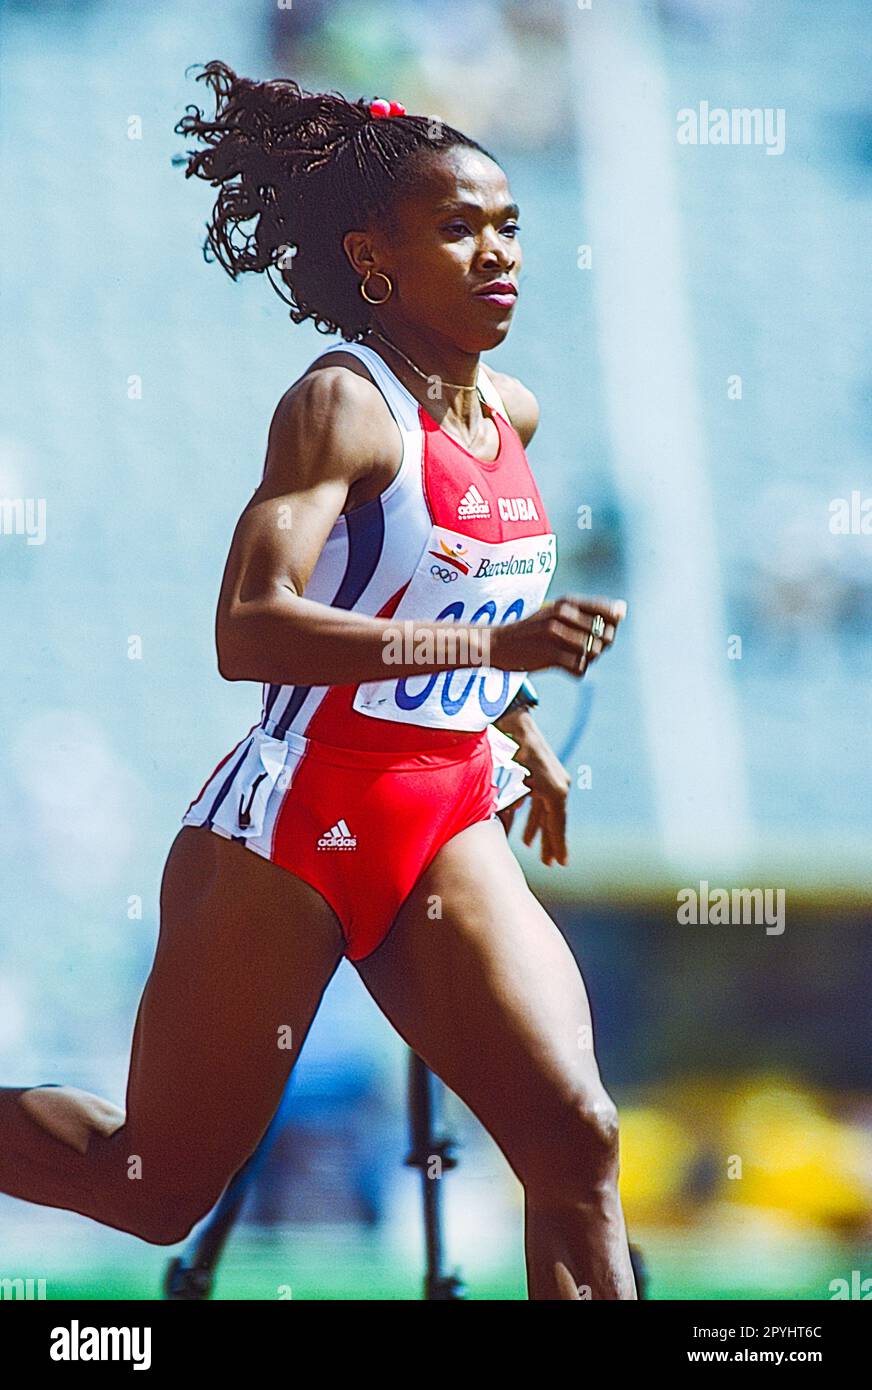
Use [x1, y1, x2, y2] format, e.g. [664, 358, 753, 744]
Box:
[369, 328, 487, 405]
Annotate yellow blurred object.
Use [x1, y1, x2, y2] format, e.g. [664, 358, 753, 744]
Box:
[617, 1107, 698, 1220]
[720, 1080, 872, 1224]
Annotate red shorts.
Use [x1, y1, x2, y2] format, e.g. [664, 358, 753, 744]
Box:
[182, 725, 526, 961]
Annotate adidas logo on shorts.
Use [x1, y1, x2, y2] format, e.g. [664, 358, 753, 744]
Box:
[457, 484, 490, 518]
[317, 818, 357, 850]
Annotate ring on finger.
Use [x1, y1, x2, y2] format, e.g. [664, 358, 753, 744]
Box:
[586, 613, 606, 653]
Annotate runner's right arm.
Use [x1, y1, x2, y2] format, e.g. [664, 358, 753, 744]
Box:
[215, 369, 622, 686]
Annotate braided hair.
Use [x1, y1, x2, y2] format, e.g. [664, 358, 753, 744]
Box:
[174, 61, 497, 341]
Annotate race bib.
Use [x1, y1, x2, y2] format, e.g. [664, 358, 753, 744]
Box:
[353, 524, 557, 731]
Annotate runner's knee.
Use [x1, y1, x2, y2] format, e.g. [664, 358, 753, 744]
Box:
[116, 1163, 230, 1245]
[120, 1144, 235, 1245]
[131, 1191, 217, 1247]
[519, 1089, 622, 1205]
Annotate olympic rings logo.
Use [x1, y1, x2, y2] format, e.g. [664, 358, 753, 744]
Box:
[430, 564, 460, 583]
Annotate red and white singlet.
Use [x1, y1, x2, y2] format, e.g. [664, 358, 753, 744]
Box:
[183, 341, 558, 959]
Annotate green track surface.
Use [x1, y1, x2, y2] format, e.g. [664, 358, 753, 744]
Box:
[19, 1228, 865, 1302]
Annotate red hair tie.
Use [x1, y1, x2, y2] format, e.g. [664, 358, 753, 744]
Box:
[369, 98, 406, 118]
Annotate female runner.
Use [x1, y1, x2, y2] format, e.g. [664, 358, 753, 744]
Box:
[0, 63, 634, 1300]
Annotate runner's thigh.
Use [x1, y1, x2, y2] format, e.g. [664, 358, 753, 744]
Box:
[353, 818, 610, 1178]
[123, 825, 345, 1193]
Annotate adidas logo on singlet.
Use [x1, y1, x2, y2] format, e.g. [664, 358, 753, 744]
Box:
[317, 818, 357, 850]
[458, 484, 490, 518]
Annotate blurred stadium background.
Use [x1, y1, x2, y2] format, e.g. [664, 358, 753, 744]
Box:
[1, 0, 870, 1299]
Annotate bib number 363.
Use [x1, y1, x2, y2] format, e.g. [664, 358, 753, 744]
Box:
[352, 526, 556, 732]
[395, 596, 524, 719]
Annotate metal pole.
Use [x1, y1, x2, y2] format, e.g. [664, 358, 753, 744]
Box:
[404, 1052, 466, 1300]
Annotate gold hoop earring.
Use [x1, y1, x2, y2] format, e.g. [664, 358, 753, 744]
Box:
[359, 269, 393, 305]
